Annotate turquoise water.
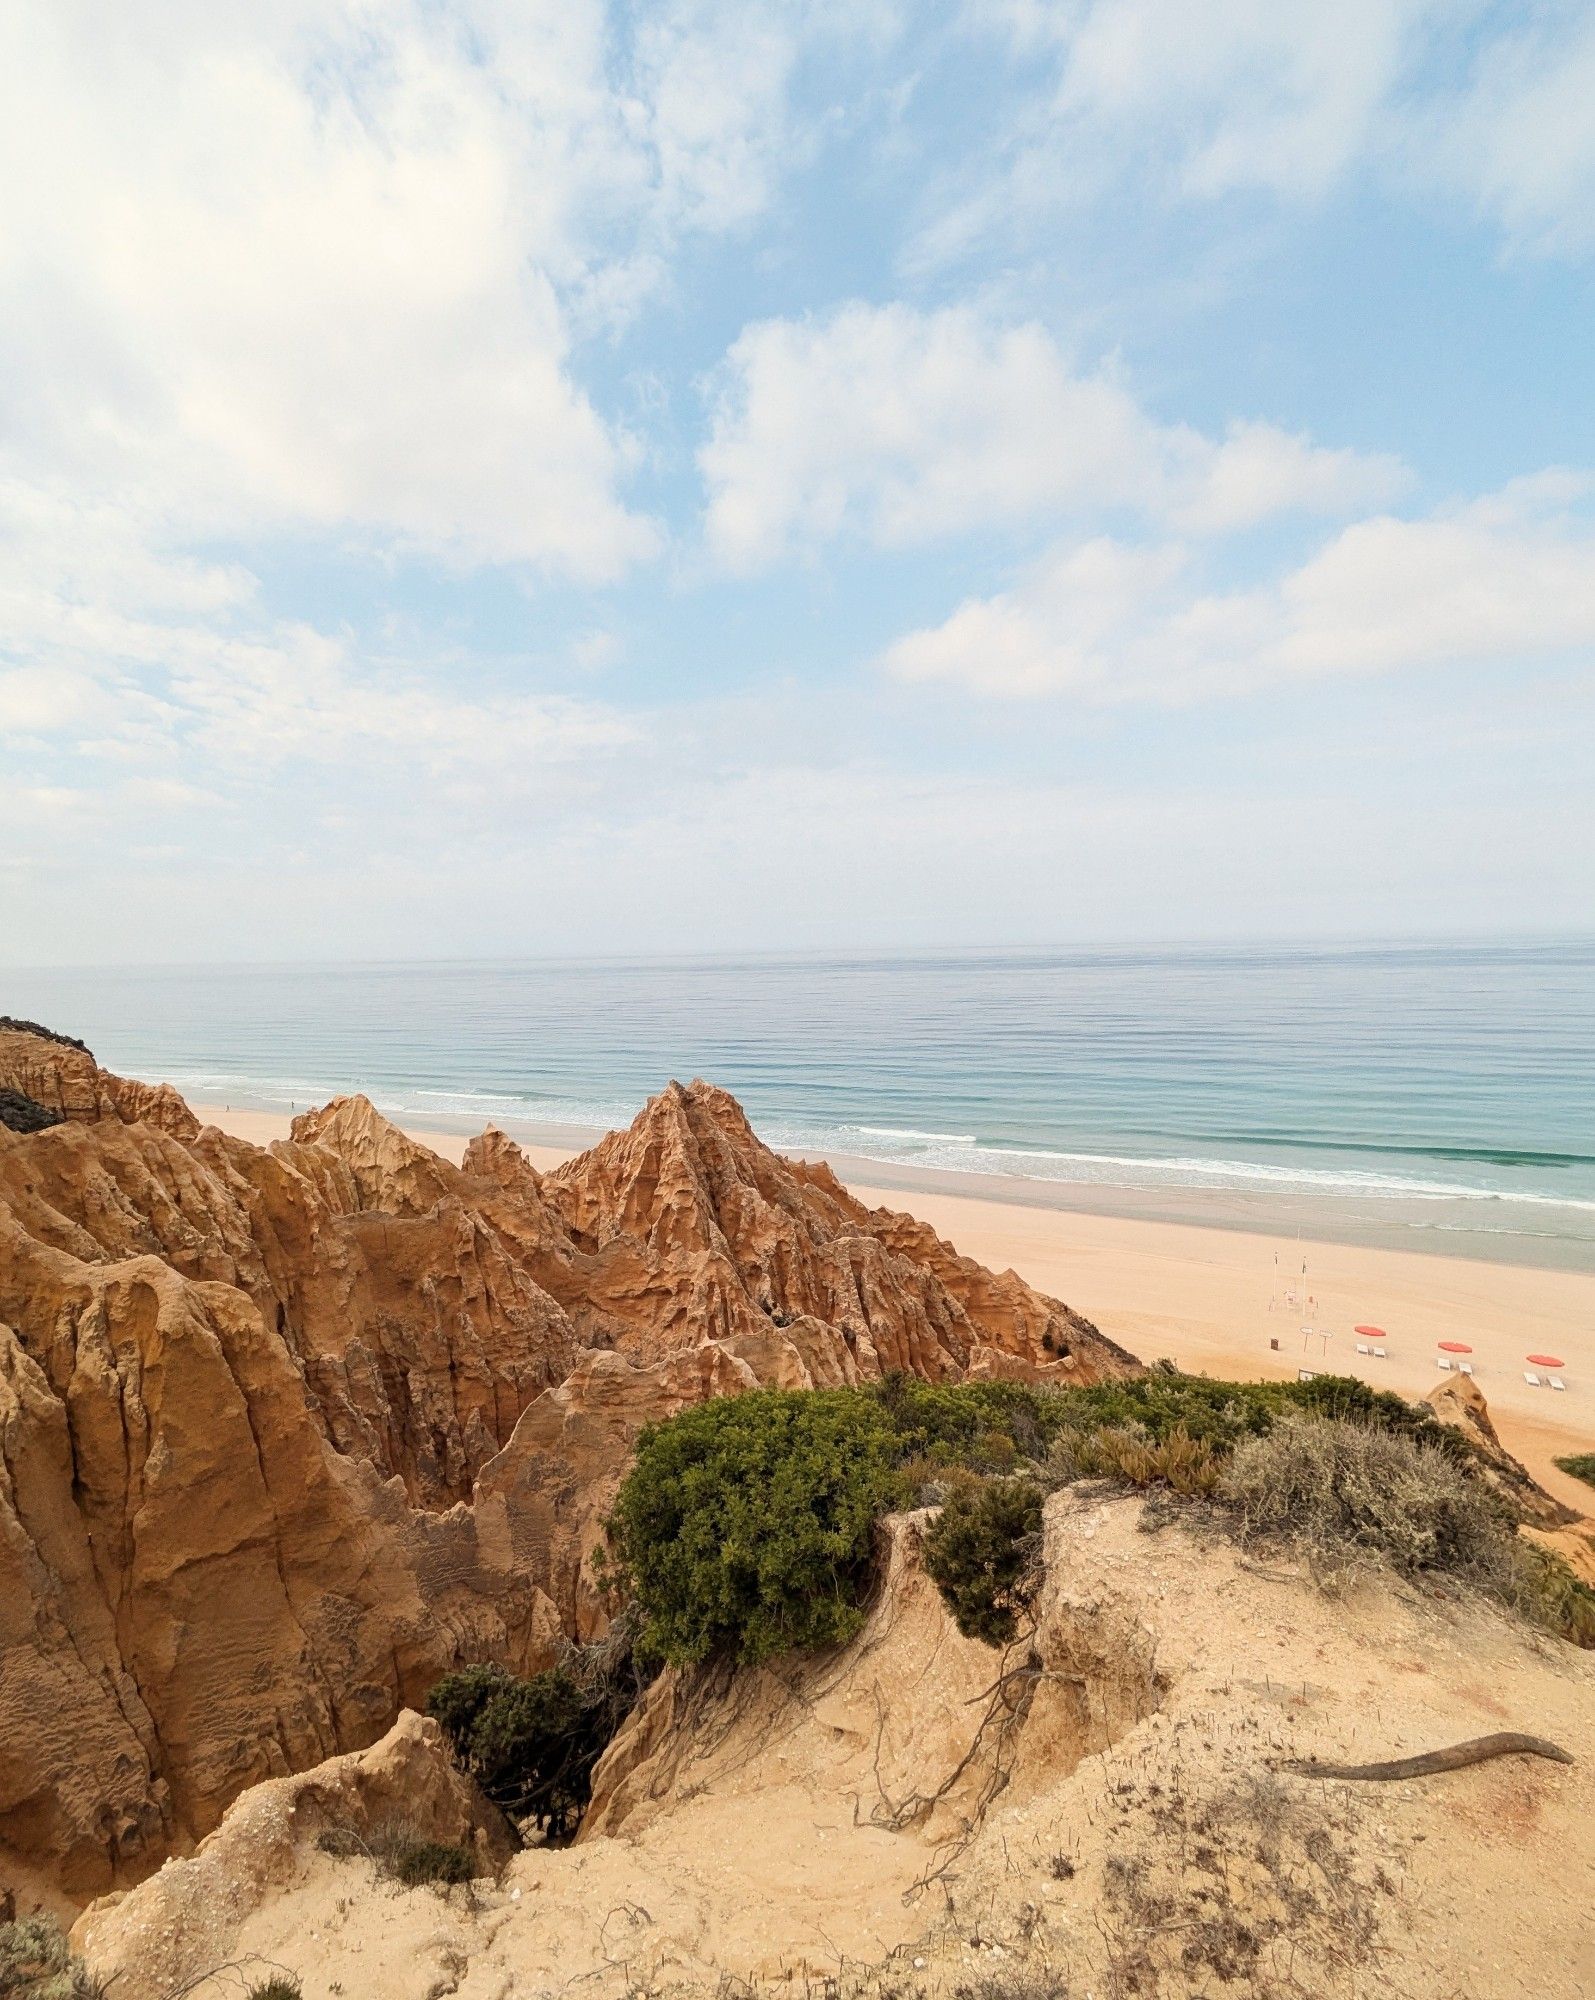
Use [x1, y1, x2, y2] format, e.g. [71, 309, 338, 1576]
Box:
[11, 940, 1595, 1260]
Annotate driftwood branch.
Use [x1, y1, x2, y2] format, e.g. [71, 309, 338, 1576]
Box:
[1281, 1732, 1573, 1782]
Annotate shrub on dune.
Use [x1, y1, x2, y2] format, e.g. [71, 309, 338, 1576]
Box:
[922, 1477, 1045, 1644]
[1220, 1413, 1595, 1642]
[605, 1387, 900, 1666]
[428, 1634, 646, 1840]
[1219, 1415, 1508, 1583]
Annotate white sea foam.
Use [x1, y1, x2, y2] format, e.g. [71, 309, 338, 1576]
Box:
[767, 1124, 1595, 1214]
[852, 1124, 979, 1145]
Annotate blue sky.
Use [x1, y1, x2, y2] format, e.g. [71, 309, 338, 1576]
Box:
[3, 0, 1593, 963]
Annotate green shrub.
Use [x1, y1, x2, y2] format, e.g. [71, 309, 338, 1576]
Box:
[1043, 1374, 1281, 1451]
[605, 1388, 900, 1665]
[1554, 1452, 1595, 1491]
[0, 1087, 63, 1135]
[244, 1981, 301, 2000]
[869, 1375, 1066, 1469]
[1281, 1373, 1469, 1459]
[425, 1660, 515, 1746]
[430, 1663, 608, 1838]
[598, 1374, 1502, 1667]
[467, 1668, 597, 1835]
[866, 1369, 1470, 1482]
[923, 1478, 1044, 1645]
[0, 1917, 104, 2000]
[428, 1620, 650, 1839]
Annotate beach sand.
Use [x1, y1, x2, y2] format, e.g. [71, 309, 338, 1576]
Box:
[194, 1103, 1595, 1513]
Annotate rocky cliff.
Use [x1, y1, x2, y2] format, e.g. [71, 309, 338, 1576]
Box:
[0, 1027, 1136, 1899]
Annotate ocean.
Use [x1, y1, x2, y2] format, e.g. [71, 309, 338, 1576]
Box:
[11, 939, 1595, 1268]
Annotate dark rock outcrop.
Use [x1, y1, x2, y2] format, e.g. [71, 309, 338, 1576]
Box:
[0, 1088, 61, 1134]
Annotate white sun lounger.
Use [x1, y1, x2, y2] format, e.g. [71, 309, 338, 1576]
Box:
[1372, 1346, 1387, 1359]
[1458, 1362, 1475, 1377]
[1356, 1342, 1370, 1356]
[1435, 1354, 1453, 1368]
[1524, 1372, 1542, 1387]
[1550, 1377, 1566, 1391]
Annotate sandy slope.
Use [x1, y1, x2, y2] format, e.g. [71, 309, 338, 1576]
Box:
[195, 1103, 1595, 1512]
[76, 1491, 1595, 2000]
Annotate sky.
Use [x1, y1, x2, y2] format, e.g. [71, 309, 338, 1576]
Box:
[3, 0, 1594, 965]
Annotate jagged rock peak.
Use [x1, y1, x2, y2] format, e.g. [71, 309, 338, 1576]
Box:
[289, 1092, 460, 1210]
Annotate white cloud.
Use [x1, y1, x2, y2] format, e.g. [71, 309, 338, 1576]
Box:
[700, 303, 1404, 566]
[0, 4, 657, 580]
[1415, 7, 1595, 255]
[0, 0, 897, 584]
[0, 475, 636, 813]
[1180, 422, 1408, 536]
[942, 1, 1595, 263]
[881, 475, 1595, 700]
[1049, 0, 1424, 199]
[0, 0, 891, 851]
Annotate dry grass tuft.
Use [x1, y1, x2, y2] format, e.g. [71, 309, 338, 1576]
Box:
[1219, 1415, 1510, 1586]
[1093, 1769, 1388, 1999]
[1044, 1421, 1223, 1497]
[1219, 1414, 1595, 1643]
[316, 1816, 479, 1890]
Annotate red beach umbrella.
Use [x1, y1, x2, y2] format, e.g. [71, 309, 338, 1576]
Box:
[1353, 1324, 1386, 1338]
[1525, 1354, 1565, 1369]
[1437, 1341, 1472, 1355]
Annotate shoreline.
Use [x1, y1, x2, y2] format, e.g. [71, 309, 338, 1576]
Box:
[199, 1097, 1595, 1276]
[196, 1101, 1595, 1513]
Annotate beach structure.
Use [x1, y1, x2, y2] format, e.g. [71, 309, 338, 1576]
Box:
[1270, 1248, 1313, 1316]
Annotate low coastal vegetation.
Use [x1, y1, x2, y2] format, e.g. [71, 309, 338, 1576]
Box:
[0, 1086, 61, 1134]
[1555, 1451, 1595, 1491]
[423, 1369, 1593, 1848]
[921, 1477, 1044, 1645]
[428, 1622, 649, 1842]
[604, 1388, 901, 1664]
[0, 1917, 106, 2000]
[604, 1371, 1594, 1665]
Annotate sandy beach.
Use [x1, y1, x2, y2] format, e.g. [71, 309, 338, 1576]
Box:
[195, 1102, 1595, 1513]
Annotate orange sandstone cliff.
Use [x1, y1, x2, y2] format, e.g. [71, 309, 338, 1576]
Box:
[0, 1025, 1136, 1899]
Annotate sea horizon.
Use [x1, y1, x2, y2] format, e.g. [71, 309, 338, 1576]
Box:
[11, 935, 1595, 1272]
